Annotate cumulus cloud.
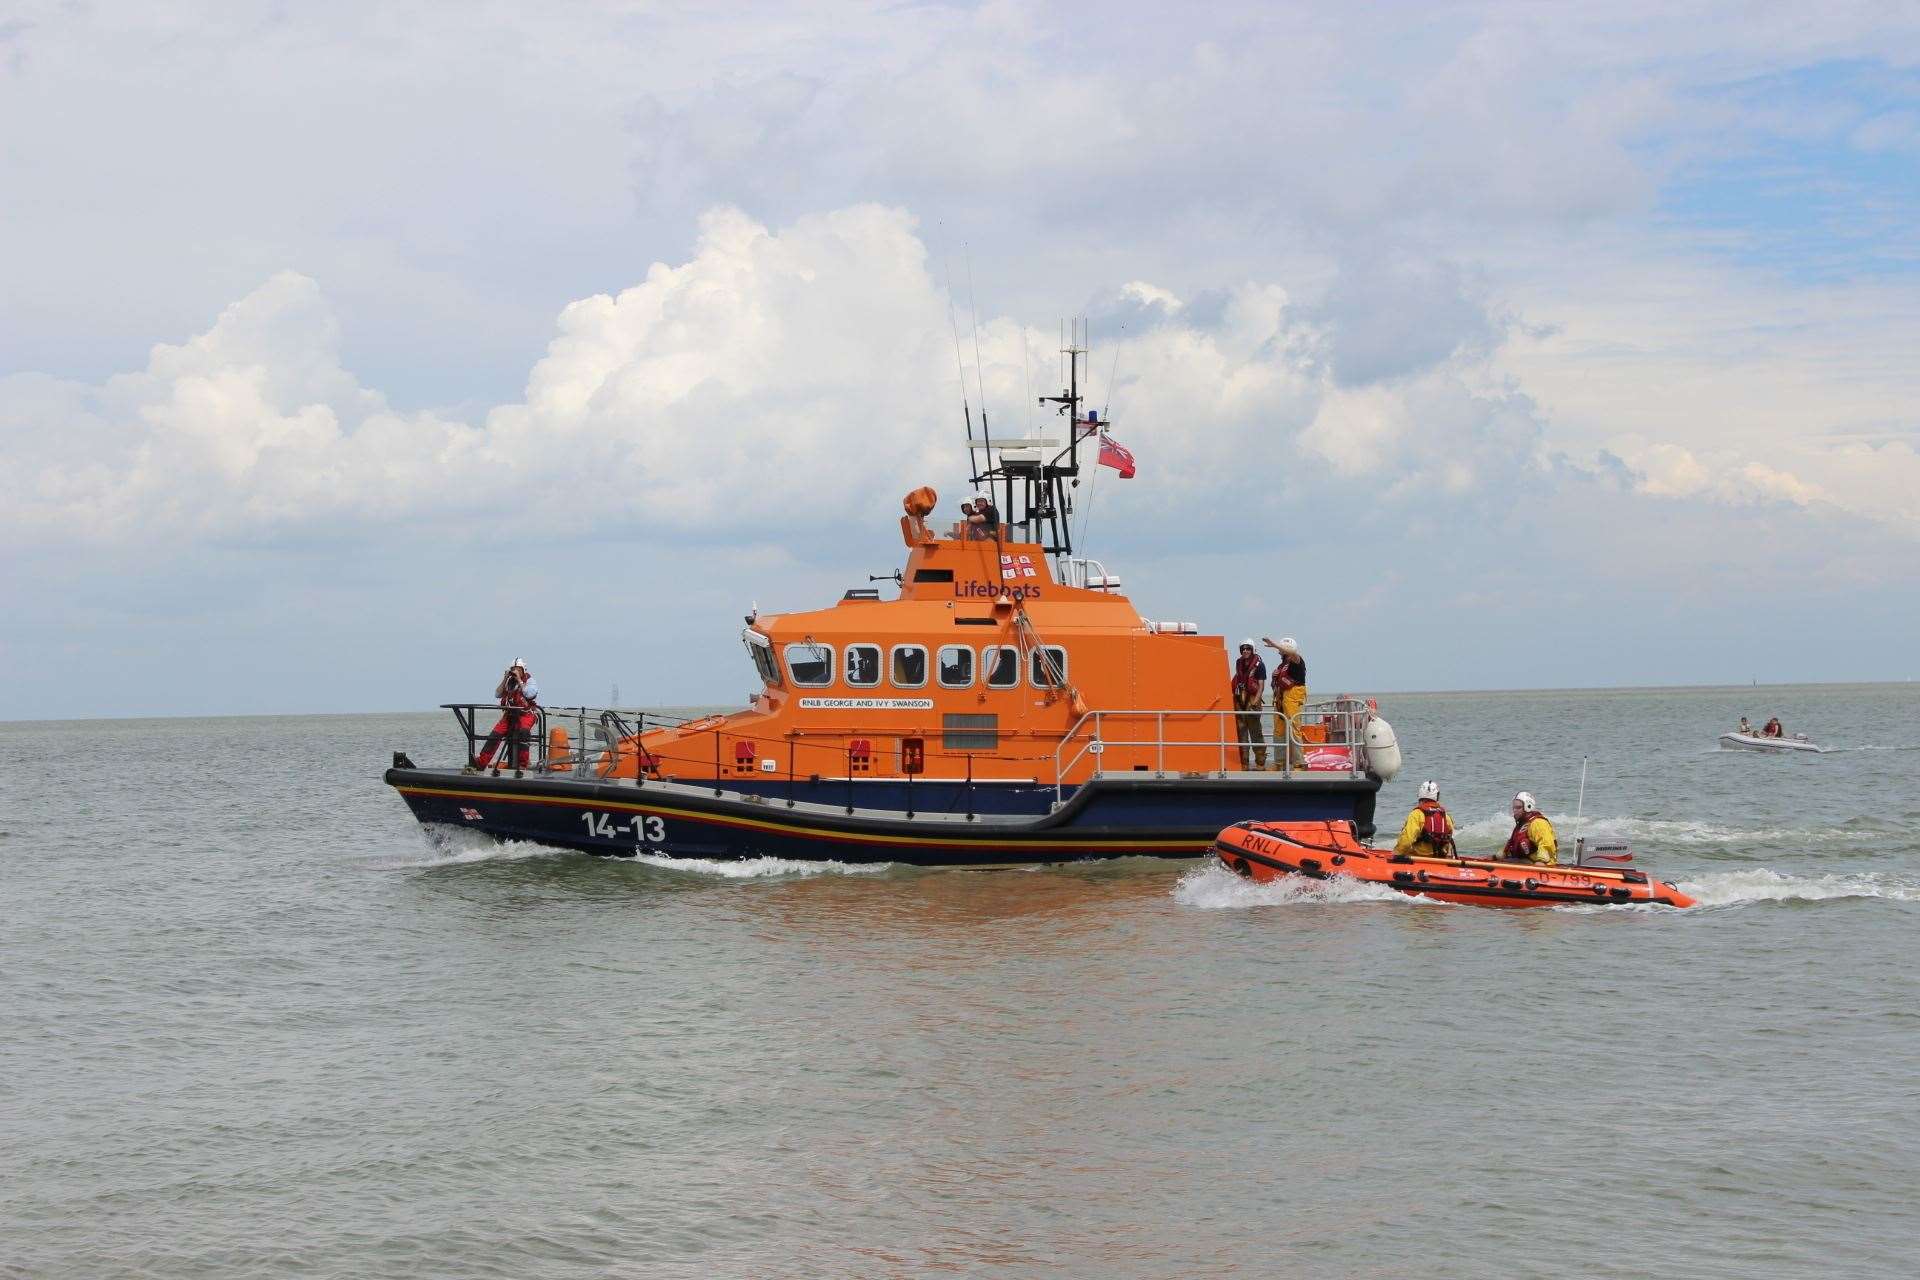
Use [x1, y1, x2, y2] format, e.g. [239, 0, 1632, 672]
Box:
[9, 202, 1915, 570]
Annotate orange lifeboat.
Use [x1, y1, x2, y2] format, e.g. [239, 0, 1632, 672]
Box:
[1214, 820, 1697, 909]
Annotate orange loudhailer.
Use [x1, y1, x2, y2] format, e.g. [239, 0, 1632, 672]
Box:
[386, 321, 1402, 864]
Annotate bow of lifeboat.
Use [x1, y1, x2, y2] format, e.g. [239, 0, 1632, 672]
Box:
[1214, 820, 1696, 909]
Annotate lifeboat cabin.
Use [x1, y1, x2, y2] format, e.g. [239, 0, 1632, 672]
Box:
[386, 339, 1400, 866]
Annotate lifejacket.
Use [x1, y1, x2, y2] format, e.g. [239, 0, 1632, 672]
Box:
[1272, 654, 1306, 694]
[1417, 799, 1454, 852]
[503, 684, 534, 712]
[1504, 811, 1545, 859]
[1231, 654, 1266, 706]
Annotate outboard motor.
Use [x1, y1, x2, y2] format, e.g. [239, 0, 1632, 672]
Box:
[1364, 715, 1402, 781]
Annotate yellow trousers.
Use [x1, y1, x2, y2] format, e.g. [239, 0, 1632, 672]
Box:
[1276, 686, 1307, 768]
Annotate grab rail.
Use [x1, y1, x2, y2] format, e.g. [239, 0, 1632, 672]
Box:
[436, 695, 1376, 813]
[1050, 697, 1377, 803]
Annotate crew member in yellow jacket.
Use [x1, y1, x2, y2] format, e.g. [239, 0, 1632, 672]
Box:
[1394, 780, 1457, 857]
[1262, 635, 1307, 769]
[1502, 791, 1558, 865]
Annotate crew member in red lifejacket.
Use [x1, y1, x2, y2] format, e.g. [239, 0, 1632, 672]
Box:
[1502, 791, 1558, 865]
[1230, 639, 1267, 769]
[1394, 780, 1456, 857]
[1762, 716, 1784, 738]
[470, 658, 540, 772]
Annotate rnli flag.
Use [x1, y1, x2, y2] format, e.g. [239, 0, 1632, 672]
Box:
[1098, 433, 1136, 478]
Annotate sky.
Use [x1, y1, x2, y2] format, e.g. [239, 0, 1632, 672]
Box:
[3, 1, 1918, 719]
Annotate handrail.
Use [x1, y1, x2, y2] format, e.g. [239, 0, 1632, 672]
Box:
[1051, 697, 1377, 803]
[436, 695, 1376, 809]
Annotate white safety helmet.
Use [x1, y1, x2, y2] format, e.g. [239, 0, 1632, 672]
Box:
[1513, 791, 1536, 811]
[1277, 636, 1299, 653]
[512, 656, 529, 671]
[1240, 638, 1257, 651]
[1418, 780, 1440, 801]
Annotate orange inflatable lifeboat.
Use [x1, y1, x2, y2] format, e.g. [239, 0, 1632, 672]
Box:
[1214, 820, 1697, 909]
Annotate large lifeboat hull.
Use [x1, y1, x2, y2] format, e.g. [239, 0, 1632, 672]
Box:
[1214, 820, 1696, 909]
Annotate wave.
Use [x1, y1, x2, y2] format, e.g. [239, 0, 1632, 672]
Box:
[1449, 811, 1880, 847]
[626, 853, 897, 879]
[376, 828, 566, 869]
[1174, 861, 1919, 914]
[1677, 868, 1920, 908]
[1172, 861, 1427, 910]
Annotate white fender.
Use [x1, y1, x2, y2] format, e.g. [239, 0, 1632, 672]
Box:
[1364, 715, 1402, 781]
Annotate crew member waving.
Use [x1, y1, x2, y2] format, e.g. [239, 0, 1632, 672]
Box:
[1262, 635, 1307, 769]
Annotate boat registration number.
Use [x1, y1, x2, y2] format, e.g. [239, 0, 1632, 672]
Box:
[582, 811, 667, 845]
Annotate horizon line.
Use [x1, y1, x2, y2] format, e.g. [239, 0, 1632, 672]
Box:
[3, 677, 1913, 726]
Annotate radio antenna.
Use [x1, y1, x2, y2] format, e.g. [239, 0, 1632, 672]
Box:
[943, 252, 978, 487]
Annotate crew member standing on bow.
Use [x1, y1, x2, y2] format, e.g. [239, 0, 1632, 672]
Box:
[1395, 780, 1457, 857]
[1262, 635, 1308, 769]
[1229, 639, 1267, 770]
[471, 659, 541, 772]
[1503, 791, 1558, 865]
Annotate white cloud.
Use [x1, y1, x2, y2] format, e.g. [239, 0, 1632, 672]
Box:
[9, 202, 1916, 567]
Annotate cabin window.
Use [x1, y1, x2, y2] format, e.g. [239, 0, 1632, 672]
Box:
[744, 634, 782, 687]
[845, 644, 882, 688]
[937, 645, 974, 688]
[1029, 645, 1068, 689]
[784, 642, 833, 688]
[984, 645, 1020, 689]
[943, 713, 998, 751]
[891, 644, 928, 688]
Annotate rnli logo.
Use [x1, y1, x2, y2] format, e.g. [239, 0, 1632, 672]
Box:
[459, 807, 483, 821]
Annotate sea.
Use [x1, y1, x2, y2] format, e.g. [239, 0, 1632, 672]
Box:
[4, 683, 1918, 1278]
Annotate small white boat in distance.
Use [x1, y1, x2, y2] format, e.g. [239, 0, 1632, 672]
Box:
[1719, 731, 1823, 754]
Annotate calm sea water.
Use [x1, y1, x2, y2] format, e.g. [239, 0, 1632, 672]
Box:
[4, 684, 1918, 1278]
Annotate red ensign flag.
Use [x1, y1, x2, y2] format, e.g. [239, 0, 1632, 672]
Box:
[1097, 434, 1136, 478]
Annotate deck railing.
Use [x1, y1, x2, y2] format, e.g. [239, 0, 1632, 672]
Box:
[1050, 697, 1377, 803]
[438, 695, 1377, 814]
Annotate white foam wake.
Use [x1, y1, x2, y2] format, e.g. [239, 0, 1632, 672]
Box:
[1676, 869, 1920, 907]
[627, 853, 897, 879]
[1173, 861, 1425, 910]
[1450, 811, 1878, 847]
[381, 829, 564, 869]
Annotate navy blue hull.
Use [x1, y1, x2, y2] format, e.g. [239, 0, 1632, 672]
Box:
[386, 768, 1379, 866]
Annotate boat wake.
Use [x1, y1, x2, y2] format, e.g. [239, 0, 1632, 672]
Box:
[1174, 861, 1919, 913]
[378, 828, 566, 869]
[1173, 861, 1424, 910]
[1675, 868, 1920, 908]
[626, 853, 898, 879]
[1451, 811, 1880, 848]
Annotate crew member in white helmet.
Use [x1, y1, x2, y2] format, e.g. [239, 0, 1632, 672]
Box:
[1229, 639, 1267, 769]
[1503, 792, 1558, 865]
[471, 658, 541, 772]
[1394, 780, 1457, 857]
[1261, 635, 1308, 769]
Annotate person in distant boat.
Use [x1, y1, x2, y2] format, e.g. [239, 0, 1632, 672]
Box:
[1762, 717, 1784, 738]
[1395, 780, 1457, 858]
[1503, 791, 1558, 865]
[1737, 716, 1753, 736]
[471, 658, 541, 772]
[1230, 639, 1267, 769]
[1262, 635, 1307, 769]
